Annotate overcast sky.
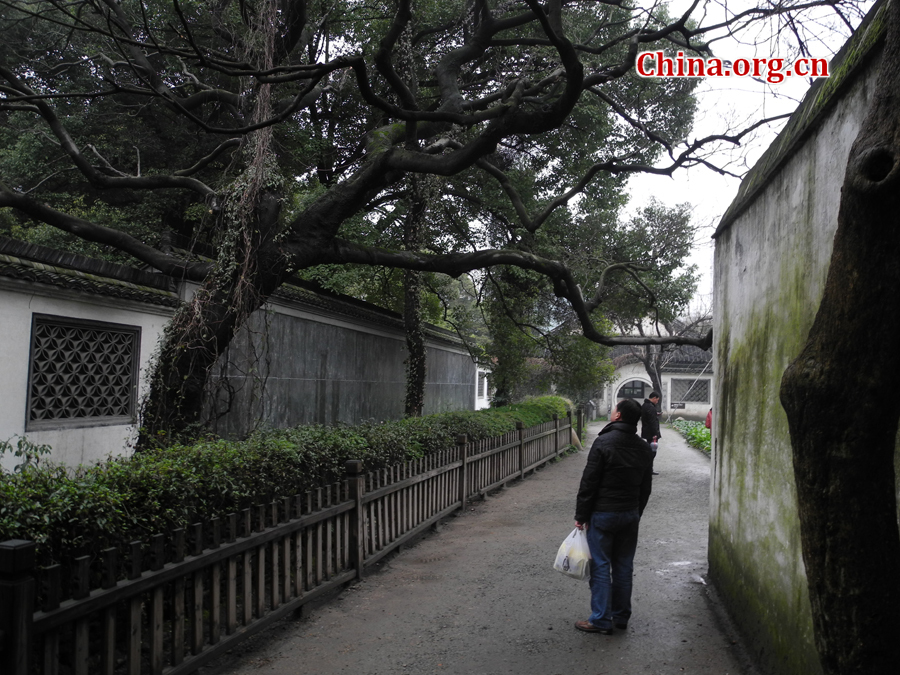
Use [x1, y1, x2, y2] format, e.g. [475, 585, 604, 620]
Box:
[623, 0, 875, 302]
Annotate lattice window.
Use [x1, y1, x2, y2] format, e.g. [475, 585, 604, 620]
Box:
[670, 378, 710, 403]
[27, 315, 141, 429]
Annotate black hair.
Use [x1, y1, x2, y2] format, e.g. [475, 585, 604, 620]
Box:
[616, 398, 641, 425]
[649, 391, 661, 400]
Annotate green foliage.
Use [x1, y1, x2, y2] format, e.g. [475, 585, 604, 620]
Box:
[0, 435, 53, 473]
[671, 420, 711, 454]
[0, 439, 129, 563]
[490, 395, 573, 428]
[0, 397, 571, 567]
[599, 200, 700, 326]
[545, 332, 615, 403]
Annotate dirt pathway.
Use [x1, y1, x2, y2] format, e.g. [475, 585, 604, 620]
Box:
[204, 421, 755, 675]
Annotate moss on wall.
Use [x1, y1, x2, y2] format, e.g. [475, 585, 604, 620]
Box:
[710, 7, 900, 672]
[713, 158, 900, 674]
[712, 243, 825, 675]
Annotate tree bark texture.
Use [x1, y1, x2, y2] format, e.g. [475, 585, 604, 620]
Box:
[139, 194, 288, 444]
[640, 347, 664, 398]
[779, 2, 900, 672]
[403, 178, 428, 418]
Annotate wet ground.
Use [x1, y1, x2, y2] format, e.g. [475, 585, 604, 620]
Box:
[203, 420, 757, 675]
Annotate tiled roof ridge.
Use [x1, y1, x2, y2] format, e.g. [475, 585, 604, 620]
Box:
[160, 244, 463, 344]
[273, 282, 464, 346]
[0, 253, 179, 307]
[0, 236, 175, 291]
[1, 237, 465, 346]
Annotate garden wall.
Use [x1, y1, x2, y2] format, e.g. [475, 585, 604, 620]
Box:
[0, 240, 479, 469]
[207, 292, 476, 438]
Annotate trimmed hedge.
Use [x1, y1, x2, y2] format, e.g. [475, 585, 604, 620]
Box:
[0, 396, 571, 567]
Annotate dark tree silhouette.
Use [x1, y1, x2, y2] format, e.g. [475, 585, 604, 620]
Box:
[780, 0, 900, 671]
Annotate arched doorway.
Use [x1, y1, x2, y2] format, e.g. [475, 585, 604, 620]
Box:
[615, 379, 651, 402]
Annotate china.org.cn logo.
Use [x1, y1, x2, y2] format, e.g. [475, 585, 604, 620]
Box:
[636, 51, 830, 84]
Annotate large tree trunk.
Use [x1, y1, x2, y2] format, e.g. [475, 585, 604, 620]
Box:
[403, 179, 427, 418]
[139, 195, 287, 445]
[137, 146, 400, 442]
[779, 2, 900, 672]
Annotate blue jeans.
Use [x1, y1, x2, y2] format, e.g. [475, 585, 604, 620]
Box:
[585, 509, 641, 629]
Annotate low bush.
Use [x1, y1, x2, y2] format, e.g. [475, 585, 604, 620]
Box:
[0, 396, 572, 567]
[671, 420, 711, 454]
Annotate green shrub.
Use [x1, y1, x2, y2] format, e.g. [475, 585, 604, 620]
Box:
[671, 420, 711, 454]
[0, 396, 572, 567]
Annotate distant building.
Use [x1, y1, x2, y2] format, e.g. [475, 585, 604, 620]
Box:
[596, 344, 713, 420]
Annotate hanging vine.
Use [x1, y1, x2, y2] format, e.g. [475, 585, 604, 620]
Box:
[139, 0, 286, 444]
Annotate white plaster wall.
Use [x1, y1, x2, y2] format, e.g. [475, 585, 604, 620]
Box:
[474, 368, 491, 410]
[662, 375, 713, 420]
[711, 53, 882, 675]
[0, 281, 172, 471]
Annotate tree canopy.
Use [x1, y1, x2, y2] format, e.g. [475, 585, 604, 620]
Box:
[0, 0, 868, 436]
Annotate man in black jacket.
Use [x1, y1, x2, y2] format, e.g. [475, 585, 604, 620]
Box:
[573, 398, 654, 634]
[641, 392, 662, 475]
[640, 392, 662, 443]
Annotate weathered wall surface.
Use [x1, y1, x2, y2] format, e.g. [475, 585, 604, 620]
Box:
[710, 20, 887, 675]
[208, 296, 477, 437]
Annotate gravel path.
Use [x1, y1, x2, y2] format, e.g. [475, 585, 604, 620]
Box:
[203, 421, 756, 675]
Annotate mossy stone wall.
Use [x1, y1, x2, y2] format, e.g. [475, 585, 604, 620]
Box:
[710, 52, 885, 675]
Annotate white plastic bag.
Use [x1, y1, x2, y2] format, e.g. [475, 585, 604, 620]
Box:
[553, 528, 592, 580]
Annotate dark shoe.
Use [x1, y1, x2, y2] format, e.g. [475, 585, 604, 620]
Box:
[652, 471, 660, 475]
[575, 620, 613, 634]
[614, 622, 628, 630]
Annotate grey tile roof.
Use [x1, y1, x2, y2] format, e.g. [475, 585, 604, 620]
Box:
[0, 238, 179, 308]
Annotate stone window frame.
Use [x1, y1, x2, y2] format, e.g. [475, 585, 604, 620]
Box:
[26, 314, 142, 431]
[670, 377, 711, 404]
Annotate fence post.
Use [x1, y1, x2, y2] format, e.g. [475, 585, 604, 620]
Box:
[517, 421, 525, 480]
[456, 434, 469, 511]
[553, 414, 560, 456]
[346, 461, 365, 580]
[0, 539, 36, 675]
[576, 406, 584, 441]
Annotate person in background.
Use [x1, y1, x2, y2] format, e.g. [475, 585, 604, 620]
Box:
[573, 398, 654, 634]
[640, 392, 662, 475]
[705, 408, 712, 429]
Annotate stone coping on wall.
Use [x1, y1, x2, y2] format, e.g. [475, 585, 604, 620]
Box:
[158, 233, 469, 349]
[272, 281, 467, 349]
[714, 0, 888, 238]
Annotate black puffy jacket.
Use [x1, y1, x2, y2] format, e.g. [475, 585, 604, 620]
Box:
[640, 399, 661, 441]
[574, 421, 654, 523]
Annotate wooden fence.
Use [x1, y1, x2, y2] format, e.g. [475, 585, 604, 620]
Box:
[0, 415, 572, 675]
